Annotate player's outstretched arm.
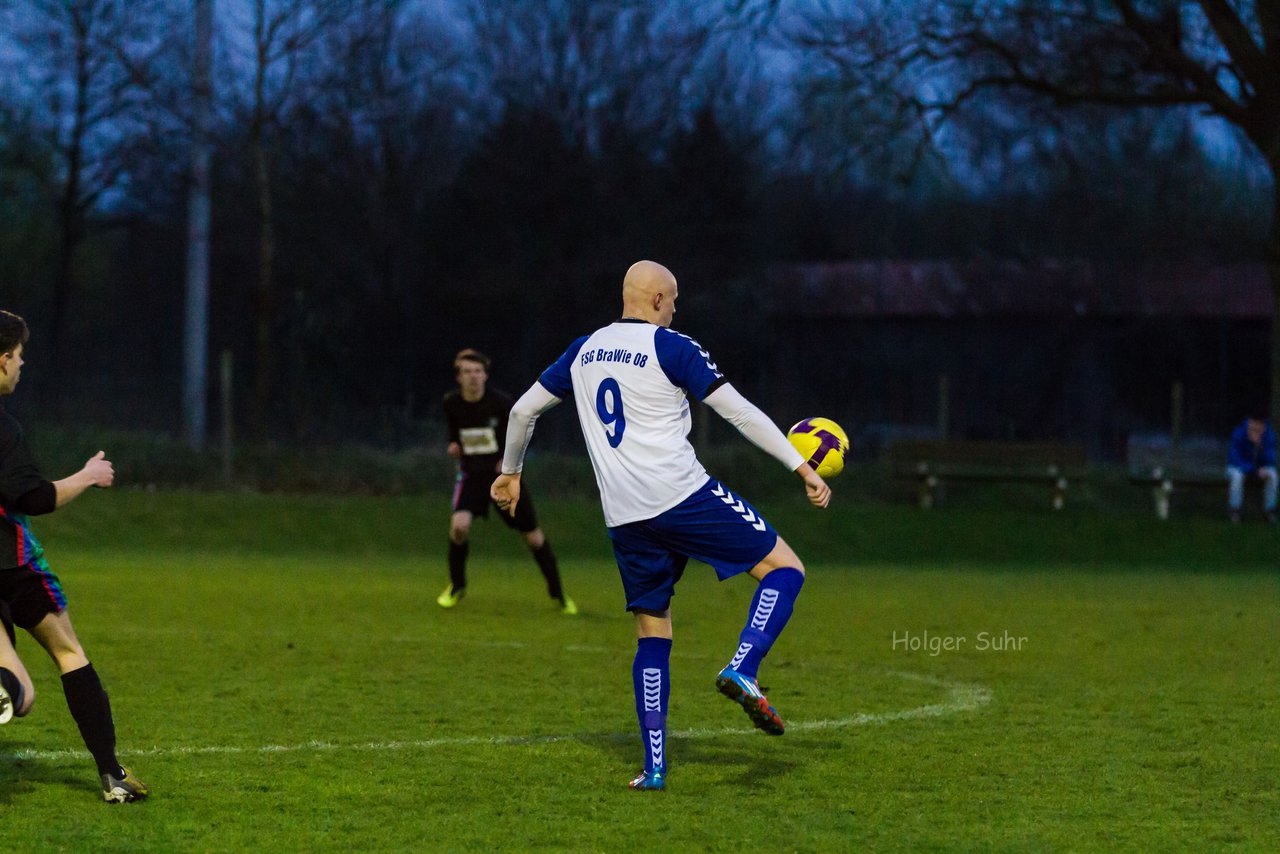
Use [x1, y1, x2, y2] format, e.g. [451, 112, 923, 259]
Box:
[704, 384, 831, 509]
[704, 384, 804, 466]
[492, 382, 562, 517]
[53, 450, 114, 509]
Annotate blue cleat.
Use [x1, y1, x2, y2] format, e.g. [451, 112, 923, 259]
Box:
[716, 667, 785, 735]
[628, 767, 666, 791]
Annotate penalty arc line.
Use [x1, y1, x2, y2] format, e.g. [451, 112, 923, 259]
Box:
[0, 672, 990, 765]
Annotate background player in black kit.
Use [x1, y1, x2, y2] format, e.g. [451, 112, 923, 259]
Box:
[438, 349, 577, 614]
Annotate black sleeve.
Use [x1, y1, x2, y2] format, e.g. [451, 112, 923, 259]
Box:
[0, 414, 48, 507]
[442, 393, 461, 443]
[15, 481, 56, 516]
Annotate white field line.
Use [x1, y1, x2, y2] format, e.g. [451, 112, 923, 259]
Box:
[0, 671, 990, 765]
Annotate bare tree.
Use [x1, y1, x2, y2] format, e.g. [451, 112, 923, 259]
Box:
[789, 1, 1280, 422]
[224, 0, 356, 437]
[459, 0, 728, 153]
[1, 0, 169, 388]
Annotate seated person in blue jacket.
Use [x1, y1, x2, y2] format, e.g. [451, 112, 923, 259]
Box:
[1226, 413, 1277, 524]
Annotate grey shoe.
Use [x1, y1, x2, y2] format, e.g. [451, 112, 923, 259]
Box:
[102, 766, 149, 803]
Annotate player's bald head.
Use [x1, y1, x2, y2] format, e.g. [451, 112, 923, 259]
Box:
[622, 260, 678, 327]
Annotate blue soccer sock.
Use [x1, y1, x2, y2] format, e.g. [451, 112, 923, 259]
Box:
[632, 637, 671, 773]
[727, 567, 805, 679]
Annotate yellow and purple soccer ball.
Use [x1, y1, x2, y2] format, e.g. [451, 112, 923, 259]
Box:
[787, 417, 849, 478]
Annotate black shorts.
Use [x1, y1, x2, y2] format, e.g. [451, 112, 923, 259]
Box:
[0, 557, 68, 630]
[451, 471, 540, 533]
[0, 600, 14, 646]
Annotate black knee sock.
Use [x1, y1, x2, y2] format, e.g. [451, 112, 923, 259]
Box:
[61, 663, 121, 777]
[532, 541, 563, 601]
[448, 540, 469, 590]
[1, 666, 24, 712]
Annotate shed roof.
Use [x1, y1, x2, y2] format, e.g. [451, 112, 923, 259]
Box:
[771, 260, 1273, 319]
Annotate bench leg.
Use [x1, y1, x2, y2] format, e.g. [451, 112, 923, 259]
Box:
[918, 475, 936, 509]
[1153, 481, 1172, 521]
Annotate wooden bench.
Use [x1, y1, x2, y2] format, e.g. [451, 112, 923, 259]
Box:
[1128, 469, 1241, 520]
[888, 440, 1089, 509]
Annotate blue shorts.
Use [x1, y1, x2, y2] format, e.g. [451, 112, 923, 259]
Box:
[607, 478, 779, 612]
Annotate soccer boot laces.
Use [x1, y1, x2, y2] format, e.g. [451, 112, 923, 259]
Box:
[715, 666, 785, 735]
[101, 766, 149, 803]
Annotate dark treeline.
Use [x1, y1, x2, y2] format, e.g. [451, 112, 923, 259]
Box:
[0, 1, 1270, 444]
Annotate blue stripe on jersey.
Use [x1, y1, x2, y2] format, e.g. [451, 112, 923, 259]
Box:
[539, 336, 590, 398]
[653, 327, 724, 401]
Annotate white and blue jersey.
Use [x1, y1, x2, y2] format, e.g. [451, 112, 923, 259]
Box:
[539, 320, 728, 527]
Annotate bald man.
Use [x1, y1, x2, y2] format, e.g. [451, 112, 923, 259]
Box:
[492, 260, 830, 791]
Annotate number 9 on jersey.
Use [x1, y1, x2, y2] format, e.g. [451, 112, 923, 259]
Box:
[596, 378, 626, 447]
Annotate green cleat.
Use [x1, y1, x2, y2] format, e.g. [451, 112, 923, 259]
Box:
[559, 595, 579, 616]
[436, 584, 466, 609]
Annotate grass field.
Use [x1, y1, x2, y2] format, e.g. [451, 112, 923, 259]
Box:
[1, 488, 1277, 851]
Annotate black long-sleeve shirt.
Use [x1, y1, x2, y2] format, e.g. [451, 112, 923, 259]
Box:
[442, 389, 514, 476]
[0, 409, 55, 568]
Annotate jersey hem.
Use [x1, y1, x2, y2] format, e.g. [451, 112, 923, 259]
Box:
[603, 475, 712, 529]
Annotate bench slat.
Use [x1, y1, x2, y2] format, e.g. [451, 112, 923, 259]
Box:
[886, 439, 1087, 510]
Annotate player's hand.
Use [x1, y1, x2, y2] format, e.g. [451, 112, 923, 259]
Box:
[491, 473, 522, 517]
[798, 463, 830, 508]
[447, 442, 461, 460]
[83, 451, 115, 488]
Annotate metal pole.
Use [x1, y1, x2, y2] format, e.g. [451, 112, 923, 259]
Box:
[182, 0, 214, 450]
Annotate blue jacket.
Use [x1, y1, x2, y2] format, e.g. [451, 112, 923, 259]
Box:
[1227, 419, 1278, 472]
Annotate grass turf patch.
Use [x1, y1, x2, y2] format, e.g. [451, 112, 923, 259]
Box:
[0, 490, 1276, 850]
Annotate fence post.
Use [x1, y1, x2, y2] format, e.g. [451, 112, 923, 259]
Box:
[1171, 381, 1183, 473]
[937, 374, 950, 439]
[220, 349, 234, 488]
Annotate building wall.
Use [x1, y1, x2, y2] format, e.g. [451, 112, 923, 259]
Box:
[770, 315, 1270, 462]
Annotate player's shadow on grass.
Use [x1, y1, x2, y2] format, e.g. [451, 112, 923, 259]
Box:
[589, 731, 799, 787]
[0, 746, 92, 805]
[675, 738, 799, 784]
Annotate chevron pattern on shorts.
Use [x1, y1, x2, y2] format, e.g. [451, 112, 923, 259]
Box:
[710, 482, 768, 531]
